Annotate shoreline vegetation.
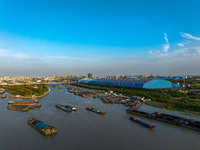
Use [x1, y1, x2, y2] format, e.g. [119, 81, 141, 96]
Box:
[1, 84, 49, 99]
[70, 83, 200, 113]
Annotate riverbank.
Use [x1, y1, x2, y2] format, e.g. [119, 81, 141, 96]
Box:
[69, 83, 200, 112]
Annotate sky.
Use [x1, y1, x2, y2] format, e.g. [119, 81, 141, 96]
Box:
[0, 0, 200, 77]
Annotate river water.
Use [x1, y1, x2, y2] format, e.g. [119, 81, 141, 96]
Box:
[0, 85, 200, 150]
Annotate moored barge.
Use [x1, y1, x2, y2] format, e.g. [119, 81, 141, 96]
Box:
[8, 100, 39, 104]
[127, 109, 200, 132]
[28, 118, 57, 135]
[130, 116, 156, 130]
[86, 107, 106, 115]
[7, 105, 29, 111]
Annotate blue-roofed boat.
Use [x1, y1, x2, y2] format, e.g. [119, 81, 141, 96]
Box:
[130, 116, 156, 130]
[28, 118, 57, 135]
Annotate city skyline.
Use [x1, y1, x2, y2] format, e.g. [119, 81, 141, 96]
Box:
[0, 0, 200, 77]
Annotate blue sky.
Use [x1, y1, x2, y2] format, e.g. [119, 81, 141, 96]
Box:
[0, 0, 200, 77]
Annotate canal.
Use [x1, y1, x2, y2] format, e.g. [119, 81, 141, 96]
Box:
[0, 85, 200, 150]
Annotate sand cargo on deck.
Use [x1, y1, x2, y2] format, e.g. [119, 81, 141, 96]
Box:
[28, 118, 57, 135]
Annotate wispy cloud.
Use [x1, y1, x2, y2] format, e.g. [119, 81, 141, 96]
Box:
[46, 56, 90, 61]
[177, 43, 184, 47]
[163, 33, 170, 52]
[0, 49, 93, 62]
[180, 32, 200, 40]
[0, 49, 32, 59]
[149, 46, 200, 59]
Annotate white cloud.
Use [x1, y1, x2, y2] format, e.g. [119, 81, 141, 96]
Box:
[180, 32, 200, 40]
[163, 33, 170, 52]
[149, 46, 200, 59]
[164, 33, 169, 43]
[163, 44, 170, 52]
[0, 48, 92, 62]
[0, 49, 33, 59]
[177, 43, 184, 47]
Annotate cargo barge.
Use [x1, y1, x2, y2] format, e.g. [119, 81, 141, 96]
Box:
[56, 104, 77, 112]
[7, 105, 29, 111]
[127, 109, 200, 132]
[130, 116, 156, 130]
[86, 107, 106, 115]
[8, 100, 38, 104]
[28, 118, 57, 135]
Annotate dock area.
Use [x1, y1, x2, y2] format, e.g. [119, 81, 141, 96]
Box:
[95, 92, 146, 110]
[67, 86, 99, 98]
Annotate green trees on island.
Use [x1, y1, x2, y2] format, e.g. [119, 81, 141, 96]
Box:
[2, 84, 49, 97]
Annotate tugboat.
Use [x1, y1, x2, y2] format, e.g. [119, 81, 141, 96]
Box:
[130, 116, 156, 130]
[86, 107, 106, 115]
[28, 118, 57, 135]
[56, 104, 77, 112]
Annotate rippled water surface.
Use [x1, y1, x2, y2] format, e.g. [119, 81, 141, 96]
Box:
[0, 85, 200, 150]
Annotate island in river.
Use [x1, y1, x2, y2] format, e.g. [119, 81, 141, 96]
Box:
[1, 84, 50, 98]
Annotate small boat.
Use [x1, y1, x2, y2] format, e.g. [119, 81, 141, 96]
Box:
[56, 104, 78, 112]
[27, 118, 57, 135]
[0, 88, 5, 94]
[1, 93, 7, 98]
[86, 107, 106, 115]
[53, 85, 56, 87]
[130, 116, 156, 130]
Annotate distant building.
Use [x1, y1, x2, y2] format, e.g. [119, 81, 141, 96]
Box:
[80, 79, 173, 89]
[88, 73, 93, 78]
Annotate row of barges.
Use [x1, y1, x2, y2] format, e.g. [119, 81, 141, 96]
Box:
[28, 105, 105, 136]
[7, 100, 41, 111]
[67, 86, 99, 98]
[127, 109, 200, 131]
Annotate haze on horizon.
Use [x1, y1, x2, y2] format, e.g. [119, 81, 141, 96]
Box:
[0, 0, 200, 77]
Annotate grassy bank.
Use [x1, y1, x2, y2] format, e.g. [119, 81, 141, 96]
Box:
[1, 84, 49, 98]
[70, 83, 200, 112]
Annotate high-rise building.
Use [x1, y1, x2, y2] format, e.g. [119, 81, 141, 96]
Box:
[88, 73, 93, 78]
